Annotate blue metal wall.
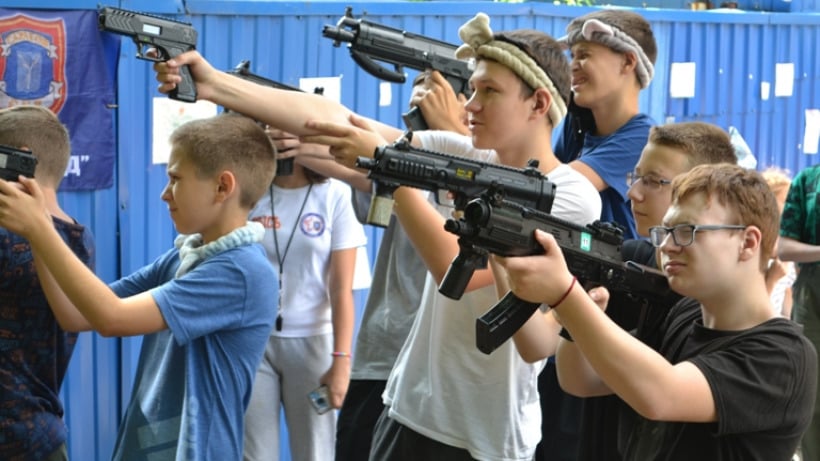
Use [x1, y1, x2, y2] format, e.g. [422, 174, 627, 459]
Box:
[3, 1, 820, 460]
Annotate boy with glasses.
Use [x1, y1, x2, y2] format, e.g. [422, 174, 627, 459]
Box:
[498, 163, 817, 460]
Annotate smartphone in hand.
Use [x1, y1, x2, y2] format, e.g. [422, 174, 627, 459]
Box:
[307, 385, 332, 414]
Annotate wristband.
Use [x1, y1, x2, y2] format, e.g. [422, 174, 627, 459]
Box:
[331, 351, 351, 359]
[550, 276, 577, 309]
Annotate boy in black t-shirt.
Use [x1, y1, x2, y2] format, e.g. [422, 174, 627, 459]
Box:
[499, 163, 817, 461]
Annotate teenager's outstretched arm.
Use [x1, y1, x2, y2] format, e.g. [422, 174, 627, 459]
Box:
[153, 51, 404, 145]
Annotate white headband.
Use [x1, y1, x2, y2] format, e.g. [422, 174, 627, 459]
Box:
[562, 18, 654, 88]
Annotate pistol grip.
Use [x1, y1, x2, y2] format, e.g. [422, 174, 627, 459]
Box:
[171, 65, 197, 103]
[402, 106, 429, 132]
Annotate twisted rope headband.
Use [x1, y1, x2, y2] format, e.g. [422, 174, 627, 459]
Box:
[455, 13, 567, 127]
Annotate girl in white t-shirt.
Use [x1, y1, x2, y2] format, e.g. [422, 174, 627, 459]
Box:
[245, 159, 366, 461]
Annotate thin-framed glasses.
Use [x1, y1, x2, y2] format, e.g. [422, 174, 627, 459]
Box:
[627, 172, 672, 190]
[648, 224, 747, 248]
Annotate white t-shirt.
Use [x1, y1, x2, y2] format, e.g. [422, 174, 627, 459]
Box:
[382, 131, 602, 461]
[250, 178, 367, 337]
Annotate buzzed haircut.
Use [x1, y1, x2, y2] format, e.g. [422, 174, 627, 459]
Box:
[169, 113, 277, 208]
[0, 105, 71, 187]
[671, 163, 780, 269]
[648, 122, 737, 169]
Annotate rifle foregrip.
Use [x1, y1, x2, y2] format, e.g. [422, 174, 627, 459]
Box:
[475, 291, 541, 355]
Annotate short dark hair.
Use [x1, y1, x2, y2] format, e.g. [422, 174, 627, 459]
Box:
[648, 122, 737, 169]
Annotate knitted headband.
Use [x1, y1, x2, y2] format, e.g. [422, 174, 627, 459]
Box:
[455, 13, 567, 127]
[562, 18, 654, 89]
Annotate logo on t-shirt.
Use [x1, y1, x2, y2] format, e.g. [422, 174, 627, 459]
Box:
[300, 213, 325, 237]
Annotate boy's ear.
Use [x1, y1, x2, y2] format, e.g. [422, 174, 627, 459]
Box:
[738, 225, 762, 262]
[215, 170, 237, 201]
[622, 51, 638, 76]
[530, 88, 552, 119]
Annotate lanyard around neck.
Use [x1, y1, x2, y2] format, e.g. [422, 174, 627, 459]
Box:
[269, 182, 313, 331]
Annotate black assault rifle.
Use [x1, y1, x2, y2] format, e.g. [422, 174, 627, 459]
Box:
[354, 134, 555, 228]
[323, 7, 472, 131]
[225, 60, 325, 175]
[98, 6, 198, 102]
[442, 196, 678, 354]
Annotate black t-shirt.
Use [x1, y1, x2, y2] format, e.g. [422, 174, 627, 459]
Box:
[578, 238, 679, 461]
[621, 298, 818, 461]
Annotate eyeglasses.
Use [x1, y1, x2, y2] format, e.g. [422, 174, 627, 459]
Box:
[648, 224, 747, 248]
[627, 172, 672, 190]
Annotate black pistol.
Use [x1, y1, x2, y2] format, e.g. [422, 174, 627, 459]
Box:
[98, 6, 198, 103]
[0, 144, 37, 181]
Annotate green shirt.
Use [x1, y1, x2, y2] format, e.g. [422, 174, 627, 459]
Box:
[780, 164, 820, 267]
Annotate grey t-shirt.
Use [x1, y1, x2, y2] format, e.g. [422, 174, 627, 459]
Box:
[350, 189, 427, 380]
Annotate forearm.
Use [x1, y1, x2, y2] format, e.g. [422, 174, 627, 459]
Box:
[33, 251, 93, 332]
[555, 338, 612, 397]
[392, 186, 493, 290]
[211, 72, 353, 135]
[512, 309, 561, 363]
[28, 224, 126, 334]
[555, 288, 684, 416]
[778, 236, 820, 263]
[296, 155, 371, 193]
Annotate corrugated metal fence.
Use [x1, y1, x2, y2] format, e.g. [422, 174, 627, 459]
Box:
[2, 1, 819, 459]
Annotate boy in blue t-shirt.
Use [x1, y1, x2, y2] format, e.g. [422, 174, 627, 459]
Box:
[554, 10, 658, 240]
[0, 113, 278, 461]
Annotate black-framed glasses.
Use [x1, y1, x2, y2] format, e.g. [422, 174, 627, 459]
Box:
[627, 172, 673, 190]
[648, 224, 747, 248]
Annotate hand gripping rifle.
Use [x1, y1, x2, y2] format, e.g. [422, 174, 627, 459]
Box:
[441, 195, 678, 354]
[98, 6, 198, 102]
[323, 7, 472, 131]
[354, 133, 556, 228]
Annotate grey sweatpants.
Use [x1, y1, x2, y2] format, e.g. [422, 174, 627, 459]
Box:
[244, 333, 336, 461]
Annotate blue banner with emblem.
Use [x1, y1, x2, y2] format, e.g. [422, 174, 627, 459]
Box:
[0, 9, 118, 191]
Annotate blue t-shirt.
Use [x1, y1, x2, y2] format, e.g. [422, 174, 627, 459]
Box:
[555, 113, 654, 240]
[109, 242, 277, 461]
[0, 218, 95, 461]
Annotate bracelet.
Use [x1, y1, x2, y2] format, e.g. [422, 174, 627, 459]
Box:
[550, 276, 577, 309]
[331, 351, 352, 359]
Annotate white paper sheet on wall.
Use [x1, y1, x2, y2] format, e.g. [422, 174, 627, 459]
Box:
[669, 62, 696, 99]
[803, 109, 820, 155]
[152, 98, 218, 164]
[775, 63, 794, 97]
